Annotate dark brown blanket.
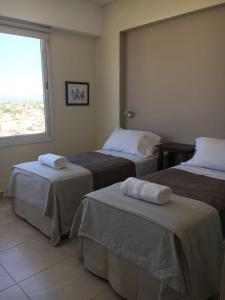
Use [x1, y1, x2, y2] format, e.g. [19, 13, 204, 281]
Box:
[68, 152, 136, 190]
[143, 168, 225, 235]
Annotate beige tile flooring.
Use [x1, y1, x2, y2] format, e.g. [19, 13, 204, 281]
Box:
[0, 198, 122, 300]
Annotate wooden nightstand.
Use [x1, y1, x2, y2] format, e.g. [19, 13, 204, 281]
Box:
[157, 142, 195, 170]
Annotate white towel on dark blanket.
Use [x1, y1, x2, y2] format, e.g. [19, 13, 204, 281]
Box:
[38, 153, 68, 170]
[120, 177, 171, 204]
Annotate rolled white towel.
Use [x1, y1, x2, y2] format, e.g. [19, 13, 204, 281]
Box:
[38, 153, 68, 170]
[120, 177, 172, 205]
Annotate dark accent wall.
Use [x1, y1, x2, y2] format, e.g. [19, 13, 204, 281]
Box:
[121, 5, 225, 143]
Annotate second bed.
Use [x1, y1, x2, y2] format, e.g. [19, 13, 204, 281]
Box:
[70, 139, 225, 300]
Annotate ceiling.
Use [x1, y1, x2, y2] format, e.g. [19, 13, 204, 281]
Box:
[85, 0, 114, 6]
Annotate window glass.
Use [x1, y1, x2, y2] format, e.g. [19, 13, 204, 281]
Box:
[0, 33, 47, 138]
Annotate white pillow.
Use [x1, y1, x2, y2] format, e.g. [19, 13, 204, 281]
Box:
[184, 137, 225, 172]
[103, 128, 161, 157]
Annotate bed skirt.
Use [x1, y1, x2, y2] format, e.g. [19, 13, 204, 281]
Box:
[83, 237, 162, 300]
[13, 197, 52, 237]
[82, 238, 220, 300]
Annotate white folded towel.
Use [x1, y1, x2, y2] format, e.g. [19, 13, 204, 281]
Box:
[38, 153, 68, 170]
[120, 177, 172, 205]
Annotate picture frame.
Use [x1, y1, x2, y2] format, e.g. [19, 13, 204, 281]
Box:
[65, 81, 89, 106]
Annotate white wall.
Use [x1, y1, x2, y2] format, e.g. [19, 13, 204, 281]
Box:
[0, 30, 97, 190]
[1, 0, 225, 191]
[96, 0, 225, 145]
[0, 0, 102, 36]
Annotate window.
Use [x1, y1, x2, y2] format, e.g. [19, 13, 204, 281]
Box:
[0, 21, 53, 147]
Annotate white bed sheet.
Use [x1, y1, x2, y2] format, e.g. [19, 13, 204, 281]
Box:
[176, 163, 225, 180]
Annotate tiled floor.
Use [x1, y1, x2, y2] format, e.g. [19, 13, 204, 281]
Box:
[0, 198, 122, 300]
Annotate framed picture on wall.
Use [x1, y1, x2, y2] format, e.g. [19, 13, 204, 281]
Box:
[65, 81, 89, 106]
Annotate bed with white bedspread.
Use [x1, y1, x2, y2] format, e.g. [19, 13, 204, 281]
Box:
[70, 137, 225, 300]
[6, 128, 160, 245]
[6, 150, 158, 245]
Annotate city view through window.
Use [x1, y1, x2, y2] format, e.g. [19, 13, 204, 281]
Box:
[0, 33, 46, 138]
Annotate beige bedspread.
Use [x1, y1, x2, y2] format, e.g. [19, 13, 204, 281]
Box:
[70, 183, 223, 300]
[6, 162, 92, 245]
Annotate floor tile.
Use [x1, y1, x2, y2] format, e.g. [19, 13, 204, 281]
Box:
[0, 203, 18, 227]
[0, 285, 29, 300]
[19, 256, 107, 300]
[0, 234, 74, 282]
[0, 217, 41, 252]
[0, 207, 16, 226]
[0, 198, 17, 227]
[0, 265, 15, 292]
[0, 198, 11, 209]
[60, 237, 76, 257]
[92, 286, 123, 300]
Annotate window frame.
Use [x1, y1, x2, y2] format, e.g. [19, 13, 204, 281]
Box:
[0, 27, 54, 148]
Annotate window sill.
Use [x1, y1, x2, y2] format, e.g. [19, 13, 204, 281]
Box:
[0, 133, 55, 148]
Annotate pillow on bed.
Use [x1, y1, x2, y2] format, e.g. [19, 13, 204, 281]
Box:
[102, 128, 161, 157]
[184, 137, 225, 172]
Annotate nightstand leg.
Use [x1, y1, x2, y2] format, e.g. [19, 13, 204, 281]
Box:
[158, 149, 163, 170]
[168, 152, 176, 168]
[183, 152, 190, 162]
